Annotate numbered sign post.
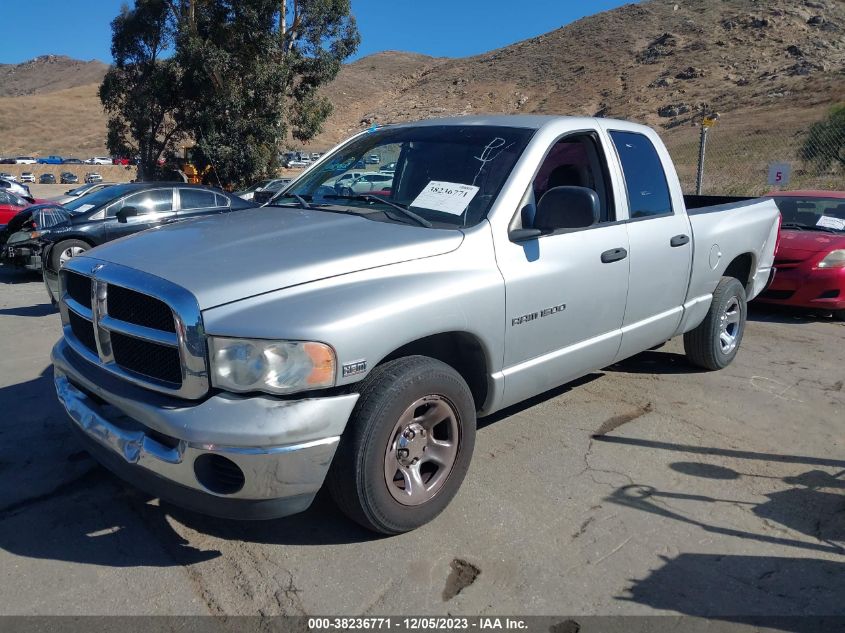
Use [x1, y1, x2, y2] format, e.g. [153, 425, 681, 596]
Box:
[767, 162, 791, 187]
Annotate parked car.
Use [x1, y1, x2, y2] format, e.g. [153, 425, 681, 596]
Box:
[60, 172, 79, 185]
[85, 172, 103, 183]
[47, 115, 779, 534]
[0, 172, 15, 181]
[0, 190, 33, 229]
[15, 157, 37, 165]
[336, 172, 394, 195]
[233, 178, 288, 202]
[37, 156, 63, 165]
[112, 157, 131, 165]
[39, 173, 56, 184]
[286, 159, 308, 168]
[85, 157, 112, 165]
[53, 182, 115, 205]
[755, 190, 845, 320]
[62, 158, 84, 165]
[311, 152, 321, 160]
[39, 183, 251, 276]
[0, 178, 31, 198]
[1, 203, 71, 269]
[19, 172, 35, 183]
[366, 153, 380, 164]
[379, 162, 397, 172]
[252, 179, 293, 205]
[326, 170, 365, 191]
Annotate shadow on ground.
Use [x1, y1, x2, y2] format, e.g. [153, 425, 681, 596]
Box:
[596, 434, 845, 623]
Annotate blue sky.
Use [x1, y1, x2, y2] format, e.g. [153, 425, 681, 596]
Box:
[0, 0, 633, 64]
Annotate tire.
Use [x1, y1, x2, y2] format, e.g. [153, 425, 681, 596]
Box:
[50, 239, 89, 270]
[833, 310, 845, 322]
[327, 356, 476, 534]
[684, 276, 748, 370]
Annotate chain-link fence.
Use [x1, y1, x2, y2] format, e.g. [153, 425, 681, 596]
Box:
[661, 106, 845, 196]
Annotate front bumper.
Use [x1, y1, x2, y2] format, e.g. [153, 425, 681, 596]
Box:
[52, 338, 359, 519]
[755, 265, 845, 311]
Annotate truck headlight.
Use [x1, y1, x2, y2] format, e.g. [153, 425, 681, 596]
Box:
[209, 337, 336, 395]
[817, 250, 845, 269]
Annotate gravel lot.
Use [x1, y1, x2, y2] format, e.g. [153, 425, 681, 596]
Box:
[0, 264, 843, 618]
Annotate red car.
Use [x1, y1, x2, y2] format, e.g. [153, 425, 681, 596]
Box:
[0, 190, 34, 227]
[756, 190, 845, 320]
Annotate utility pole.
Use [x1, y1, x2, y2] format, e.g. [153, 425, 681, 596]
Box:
[695, 112, 720, 195]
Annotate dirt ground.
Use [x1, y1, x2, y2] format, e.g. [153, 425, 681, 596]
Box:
[0, 265, 842, 618]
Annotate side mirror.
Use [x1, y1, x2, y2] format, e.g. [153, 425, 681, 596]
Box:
[534, 186, 600, 233]
[115, 206, 139, 223]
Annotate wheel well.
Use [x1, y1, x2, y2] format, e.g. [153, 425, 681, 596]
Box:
[381, 332, 489, 411]
[723, 253, 754, 293]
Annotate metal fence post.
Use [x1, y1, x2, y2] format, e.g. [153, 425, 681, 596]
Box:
[695, 113, 719, 195]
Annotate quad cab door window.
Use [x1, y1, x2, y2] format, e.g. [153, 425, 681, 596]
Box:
[607, 129, 692, 359]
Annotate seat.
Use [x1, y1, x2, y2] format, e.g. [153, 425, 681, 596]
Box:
[795, 210, 818, 226]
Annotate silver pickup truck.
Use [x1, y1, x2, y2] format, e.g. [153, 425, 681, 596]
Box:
[51, 115, 780, 534]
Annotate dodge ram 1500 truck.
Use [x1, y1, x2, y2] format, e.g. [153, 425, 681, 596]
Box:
[51, 115, 780, 534]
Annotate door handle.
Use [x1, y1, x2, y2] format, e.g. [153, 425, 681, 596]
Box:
[670, 234, 690, 247]
[600, 247, 628, 263]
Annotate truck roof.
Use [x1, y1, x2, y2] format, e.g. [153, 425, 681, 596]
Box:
[386, 114, 652, 133]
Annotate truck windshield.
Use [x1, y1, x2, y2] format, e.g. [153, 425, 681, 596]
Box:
[271, 125, 534, 228]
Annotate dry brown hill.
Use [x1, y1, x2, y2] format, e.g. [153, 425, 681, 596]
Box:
[0, 54, 107, 97]
[309, 0, 845, 147]
[0, 0, 842, 164]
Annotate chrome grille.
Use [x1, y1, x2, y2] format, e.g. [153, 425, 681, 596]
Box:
[58, 259, 209, 399]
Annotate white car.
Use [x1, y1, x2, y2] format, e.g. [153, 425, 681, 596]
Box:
[85, 172, 103, 183]
[85, 157, 112, 165]
[342, 172, 394, 194]
[0, 172, 15, 181]
[14, 157, 37, 165]
[19, 172, 35, 183]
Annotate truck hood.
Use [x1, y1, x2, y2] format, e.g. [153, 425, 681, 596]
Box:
[83, 207, 464, 308]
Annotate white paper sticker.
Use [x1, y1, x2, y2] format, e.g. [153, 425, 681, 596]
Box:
[410, 181, 480, 216]
[817, 215, 845, 230]
[74, 204, 95, 213]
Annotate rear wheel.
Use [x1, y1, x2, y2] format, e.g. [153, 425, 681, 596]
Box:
[51, 239, 89, 270]
[684, 276, 747, 370]
[327, 356, 476, 534]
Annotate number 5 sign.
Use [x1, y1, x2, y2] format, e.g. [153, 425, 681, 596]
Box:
[767, 162, 791, 187]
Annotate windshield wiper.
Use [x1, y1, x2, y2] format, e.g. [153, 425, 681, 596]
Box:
[324, 194, 432, 228]
[780, 222, 806, 231]
[269, 193, 311, 209]
[782, 222, 842, 234]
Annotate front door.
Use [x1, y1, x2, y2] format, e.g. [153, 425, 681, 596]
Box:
[497, 133, 630, 409]
[105, 188, 176, 240]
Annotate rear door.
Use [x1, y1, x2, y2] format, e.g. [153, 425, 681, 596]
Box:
[104, 188, 176, 240]
[603, 128, 693, 360]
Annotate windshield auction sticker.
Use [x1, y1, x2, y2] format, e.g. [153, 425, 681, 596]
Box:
[817, 215, 845, 231]
[411, 181, 480, 215]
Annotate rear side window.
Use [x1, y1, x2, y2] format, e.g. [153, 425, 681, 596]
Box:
[609, 131, 673, 219]
[179, 188, 217, 210]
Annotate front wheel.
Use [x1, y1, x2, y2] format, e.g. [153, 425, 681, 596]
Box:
[684, 276, 748, 370]
[327, 356, 476, 534]
[51, 239, 89, 270]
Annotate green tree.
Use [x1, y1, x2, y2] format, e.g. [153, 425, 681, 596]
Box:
[175, 0, 359, 186]
[800, 104, 845, 170]
[99, 0, 185, 180]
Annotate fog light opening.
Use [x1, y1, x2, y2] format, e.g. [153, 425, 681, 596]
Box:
[193, 454, 245, 495]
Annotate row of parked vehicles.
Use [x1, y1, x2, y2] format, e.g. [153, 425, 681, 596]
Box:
[2, 115, 842, 536]
[1, 156, 130, 165]
[0, 171, 103, 185]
